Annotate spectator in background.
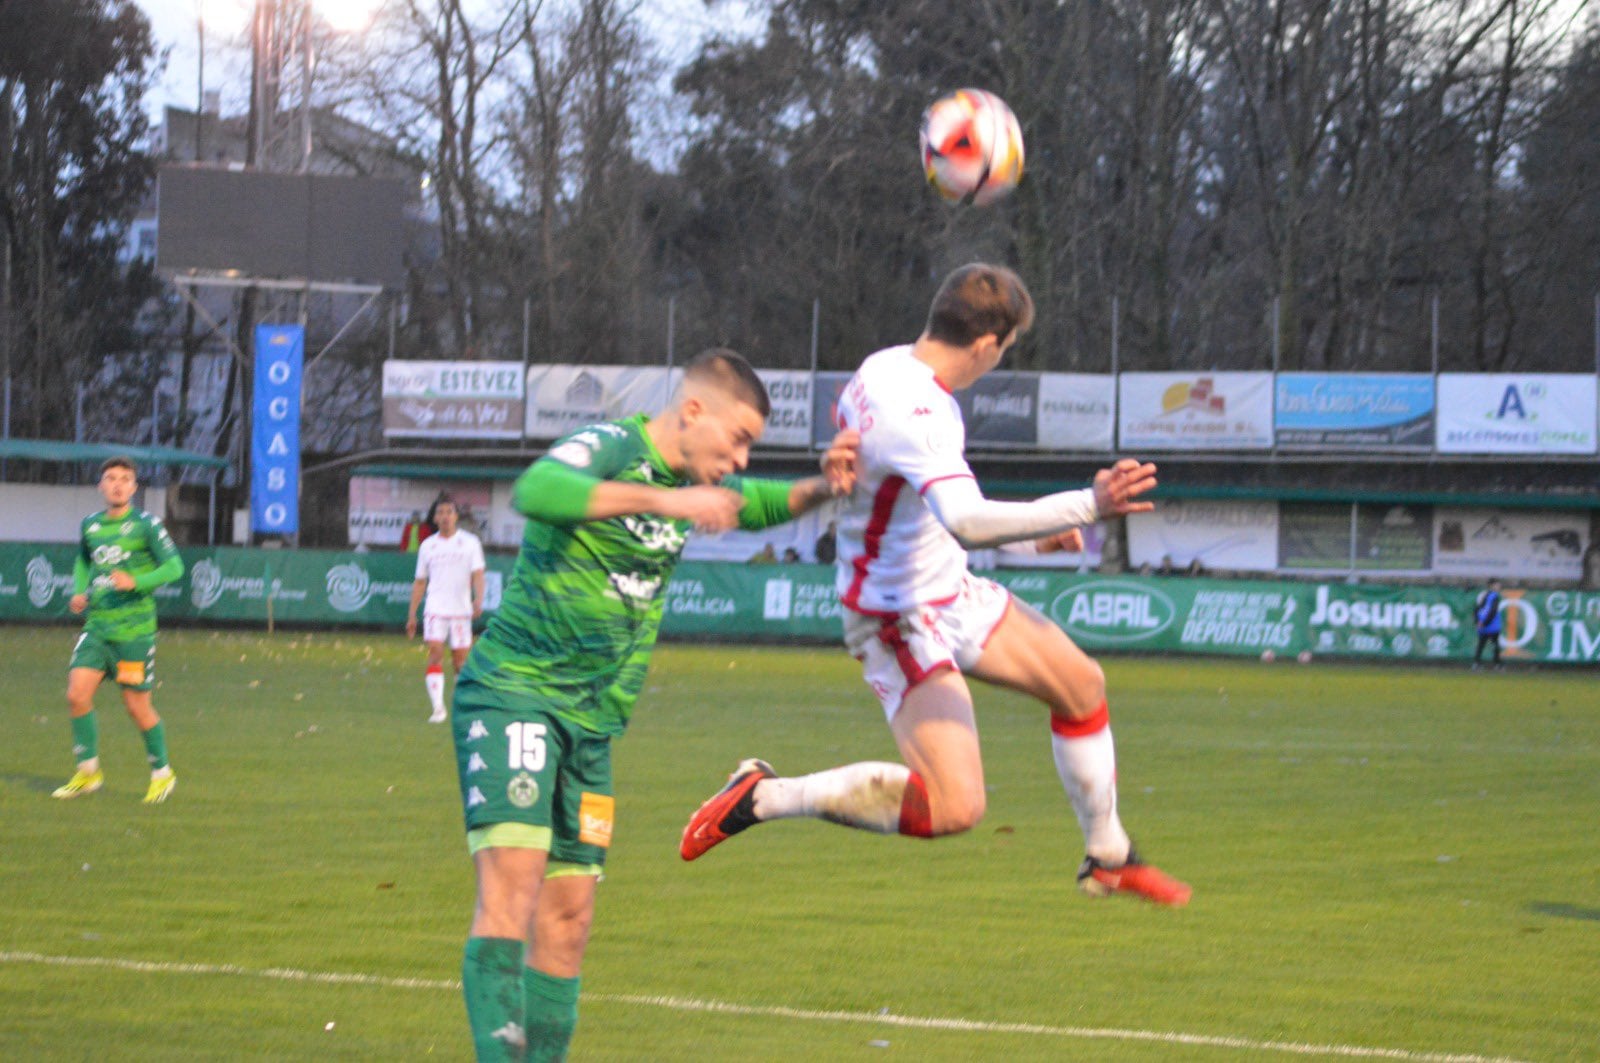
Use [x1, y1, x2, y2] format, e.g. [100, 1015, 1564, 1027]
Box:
[1472, 578, 1504, 670]
[400, 510, 431, 552]
[749, 543, 778, 564]
[814, 520, 838, 565]
[781, 547, 801, 563]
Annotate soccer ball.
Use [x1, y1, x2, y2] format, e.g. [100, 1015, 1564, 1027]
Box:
[1260, 649, 1276, 663]
[919, 89, 1024, 206]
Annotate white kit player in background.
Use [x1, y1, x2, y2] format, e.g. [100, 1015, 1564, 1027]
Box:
[683, 263, 1190, 906]
[406, 497, 486, 723]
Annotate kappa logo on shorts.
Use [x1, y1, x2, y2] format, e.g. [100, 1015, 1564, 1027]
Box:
[466, 753, 487, 774]
[466, 787, 487, 808]
[466, 720, 489, 741]
[578, 792, 615, 848]
[507, 772, 539, 809]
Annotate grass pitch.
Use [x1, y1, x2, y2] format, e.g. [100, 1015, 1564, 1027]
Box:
[0, 625, 1596, 1061]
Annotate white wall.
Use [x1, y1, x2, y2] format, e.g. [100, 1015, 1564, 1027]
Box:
[0, 484, 168, 542]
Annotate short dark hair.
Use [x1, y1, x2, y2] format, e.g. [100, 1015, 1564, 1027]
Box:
[925, 263, 1035, 347]
[683, 348, 771, 419]
[100, 456, 137, 476]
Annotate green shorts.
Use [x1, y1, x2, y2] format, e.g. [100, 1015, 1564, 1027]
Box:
[451, 689, 616, 869]
[69, 630, 157, 691]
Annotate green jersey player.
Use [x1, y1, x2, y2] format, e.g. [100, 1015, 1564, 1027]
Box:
[452, 349, 858, 1062]
[52, 457, 185, 804]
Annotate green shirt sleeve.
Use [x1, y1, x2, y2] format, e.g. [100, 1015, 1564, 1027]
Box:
[132, 516, 185, 592]
[512, 460, 598, 526]
[513, 423, 644, 526]
[73, 554, 90, 595]
[732, 477, 796, 532]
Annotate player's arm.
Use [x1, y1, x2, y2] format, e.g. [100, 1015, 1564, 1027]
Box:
[406, 578, 426, 638]
[471, 567, 485, 618]
[70, 545, 91, 615]
[923, 458, 1157, 551]
[726, 428, 860, 531]
[511, 459, 742, 532]
[127, 520, 185, 592]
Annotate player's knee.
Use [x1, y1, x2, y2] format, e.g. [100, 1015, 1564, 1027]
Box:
[66, 694, 93, 716]
[1053, 659, 1105, 717]
[928, 788, 986, 835]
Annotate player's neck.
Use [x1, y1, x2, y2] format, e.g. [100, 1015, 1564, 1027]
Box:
[644, 413, 685, 474]
[103, 503, 132, 520]
[911, 336, 970, 392]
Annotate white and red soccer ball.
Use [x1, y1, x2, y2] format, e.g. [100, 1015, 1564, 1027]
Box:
[919, 88, 1025, 206]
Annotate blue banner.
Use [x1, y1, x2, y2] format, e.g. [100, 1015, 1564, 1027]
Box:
[1275, 373, 1434, 448]
[251, 324, 303, 536]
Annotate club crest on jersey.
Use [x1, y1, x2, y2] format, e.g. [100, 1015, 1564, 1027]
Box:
[121, 521, 135, 535]
[508, 772, 540, 809]
[467, 719, 489, 741]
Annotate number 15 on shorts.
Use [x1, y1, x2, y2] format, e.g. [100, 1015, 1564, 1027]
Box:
[507, 721, 546, 771]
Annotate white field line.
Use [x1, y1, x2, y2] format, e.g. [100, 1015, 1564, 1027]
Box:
[0, 950, 1531, 1063]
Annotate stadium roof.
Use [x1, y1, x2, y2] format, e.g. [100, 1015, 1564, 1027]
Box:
[0, 439, 229, 470]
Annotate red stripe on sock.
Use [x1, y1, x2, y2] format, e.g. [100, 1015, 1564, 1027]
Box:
[426, 664, 445, 676]
[1050, 700, 1109, 738]
[898, 771, 933, 838]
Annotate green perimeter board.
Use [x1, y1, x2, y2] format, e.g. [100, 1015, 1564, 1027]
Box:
[1, 544, 1597, 665]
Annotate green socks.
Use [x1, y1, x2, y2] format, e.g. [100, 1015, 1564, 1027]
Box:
[464, 937, 525, 1061]
[524, 967, 581, 1063]
[462, 939, 582, 1061]
[71, 712, 99, 762]
[141, 721, 169, 771]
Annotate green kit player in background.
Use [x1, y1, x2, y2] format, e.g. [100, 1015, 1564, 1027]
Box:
[451, 349, 858, 1061]
[52, 457, 185, 804]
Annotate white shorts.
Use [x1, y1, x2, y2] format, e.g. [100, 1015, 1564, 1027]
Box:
[843, 573, 1012, 719]
[423, 614, 474, 650]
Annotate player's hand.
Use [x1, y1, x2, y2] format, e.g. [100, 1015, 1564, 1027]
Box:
[1093, 458, 1158, 518]
[69, 593, 88, 615]
[665, 485, 745, 533]
[1035, 528, 1084, 554]
[405, 616, 417, 639]
[472, 604, 483, 620]
[821, 429, 860, 496]
[109, 570, 137, 591]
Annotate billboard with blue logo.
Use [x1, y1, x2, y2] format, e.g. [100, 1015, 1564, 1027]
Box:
[1275, 373, 1434, 448]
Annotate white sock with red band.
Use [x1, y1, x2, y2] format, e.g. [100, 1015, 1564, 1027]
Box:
[425, 666, 446, 714]
[1051, 701, 1131, 864]
[753, 762, 931, 836]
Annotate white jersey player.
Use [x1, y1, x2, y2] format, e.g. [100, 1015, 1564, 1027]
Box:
[406, 499, 486, 722]
[683, 263, 1190, 906]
